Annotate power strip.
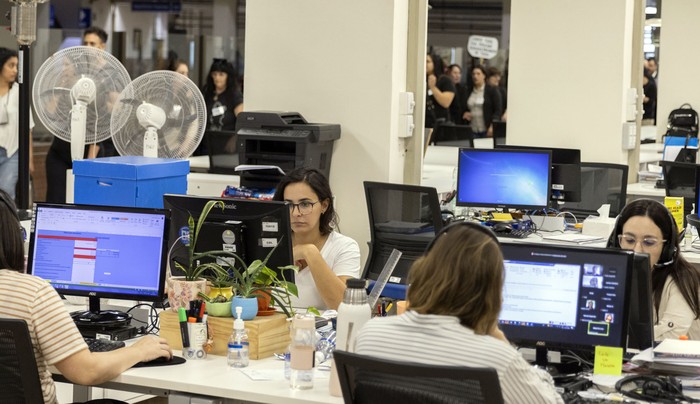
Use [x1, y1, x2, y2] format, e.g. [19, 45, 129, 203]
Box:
[524, 215, 566, 232]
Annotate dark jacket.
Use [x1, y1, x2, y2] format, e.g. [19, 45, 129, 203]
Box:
[463, 84, 503, 129]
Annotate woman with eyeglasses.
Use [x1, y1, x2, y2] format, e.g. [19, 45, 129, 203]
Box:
[273, 167, 360, 310]
[607, 199, 700, 340]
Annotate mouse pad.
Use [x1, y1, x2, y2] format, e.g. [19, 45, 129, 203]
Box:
[132, 355, 186, 368]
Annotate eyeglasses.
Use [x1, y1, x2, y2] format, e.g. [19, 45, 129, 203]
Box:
[288, 200, 320, 215]
[618, 234, 666, 249]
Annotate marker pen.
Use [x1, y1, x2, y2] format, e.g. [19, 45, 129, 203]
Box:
[178, 307, 190, 348]
[198, 302, 206, 322]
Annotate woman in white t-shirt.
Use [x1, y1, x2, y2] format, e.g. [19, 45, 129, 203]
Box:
[273, 167, 361, 310]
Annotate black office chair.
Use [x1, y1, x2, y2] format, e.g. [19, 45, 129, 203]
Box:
[559, 162, 628, 220]
[362, 181, 443, 298]
[206, 130, 239, 174]
[0, 318, 44, 403]
[334, 350, 504, 404]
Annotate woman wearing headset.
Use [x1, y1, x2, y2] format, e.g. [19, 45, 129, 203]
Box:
[355, 223, 563, 403]
[608, 199, 700, 340]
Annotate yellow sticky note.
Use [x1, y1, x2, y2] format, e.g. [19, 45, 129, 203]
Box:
[593, 346, 623, 376]
[491, 212, 513, 221]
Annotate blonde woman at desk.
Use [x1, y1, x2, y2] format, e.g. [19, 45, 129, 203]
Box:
[607, 199, 700, 340]
[355, 222, 563, 404]
[0, 190, 173, 404]
[273, 167, 361, 311]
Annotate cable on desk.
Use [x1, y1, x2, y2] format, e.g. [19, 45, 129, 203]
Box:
[127, 303, 160, 335]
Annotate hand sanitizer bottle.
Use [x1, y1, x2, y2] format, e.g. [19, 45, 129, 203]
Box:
[227, 306, 249, 368]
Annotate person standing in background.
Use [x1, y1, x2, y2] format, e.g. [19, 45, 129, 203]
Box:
[462, 65, 502, 138]
[486, 66, 507, 122]
[0, 48, 34, 200]
[424, 53, 455, 147]
[447, 64, 468, 124]
[44, 27, 109, 203]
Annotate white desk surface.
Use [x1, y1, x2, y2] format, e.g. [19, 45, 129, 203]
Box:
[626, 181, 665, 199]
[57, 353, 342, 404]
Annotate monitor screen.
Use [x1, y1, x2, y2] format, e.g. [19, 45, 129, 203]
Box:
[456, 148, 552, 210]
[163, 194, 295, 284]
[663, 161, 698, 199]
[499, 242, 633, 355]
[627, 253, 654, 351]
[27, 203, 169, 315]
[495, 144, 582, 202]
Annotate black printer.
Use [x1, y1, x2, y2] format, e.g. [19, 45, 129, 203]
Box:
[235, 111, 341, 188]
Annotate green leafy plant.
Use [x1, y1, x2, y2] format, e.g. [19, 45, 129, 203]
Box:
[172, 200, 234, 281]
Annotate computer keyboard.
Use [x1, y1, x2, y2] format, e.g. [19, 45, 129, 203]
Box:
[494, 228, 534, 239]
[84, 337, 126, 352]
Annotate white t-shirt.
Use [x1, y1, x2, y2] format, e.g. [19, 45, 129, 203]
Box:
[292, 231, 361, 310]
[0, 83, 35, 156]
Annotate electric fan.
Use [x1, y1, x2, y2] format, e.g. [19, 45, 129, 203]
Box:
[32, 46, 131, 160]
[110, 71, 206, 158]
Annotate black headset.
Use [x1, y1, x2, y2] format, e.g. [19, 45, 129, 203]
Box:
[425, 220, 500, 253]
[615, 374, 694, 403]
[606, 199, 678, 268]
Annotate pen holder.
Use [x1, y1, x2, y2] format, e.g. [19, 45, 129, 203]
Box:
[183, 322, 208, 360]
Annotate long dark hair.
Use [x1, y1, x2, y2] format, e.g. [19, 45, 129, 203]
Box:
[202, 58, 238, 100]
[273, 167, 337, 235]
[0, 189, 24, 272]
[608, 199, 700, 319]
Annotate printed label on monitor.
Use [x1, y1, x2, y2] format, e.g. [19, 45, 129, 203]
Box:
[261, 238, 278, 248]
[262, 221, 279, 233]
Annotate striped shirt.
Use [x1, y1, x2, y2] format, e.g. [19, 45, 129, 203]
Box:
[0, 269, 87, 404]
[355, 311, 564, 404]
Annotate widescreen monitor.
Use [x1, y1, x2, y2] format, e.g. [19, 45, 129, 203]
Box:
[163, 194, 295, 284]
[495, 144, 582, 203]
[27, 203, 169, 325]
[456, 148, 552, 211]
[499, 242, 633, 367]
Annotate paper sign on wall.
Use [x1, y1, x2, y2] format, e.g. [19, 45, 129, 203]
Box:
[467, 35, 499, 59]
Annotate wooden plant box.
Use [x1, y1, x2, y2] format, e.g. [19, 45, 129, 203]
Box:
[160, 311, 290, 360]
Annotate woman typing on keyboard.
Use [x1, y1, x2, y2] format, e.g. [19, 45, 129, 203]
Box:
[0, 190, 173, 404]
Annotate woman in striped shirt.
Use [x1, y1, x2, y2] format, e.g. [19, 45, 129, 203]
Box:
[355, 222, 563, 403]
[0, 190, 173, 404]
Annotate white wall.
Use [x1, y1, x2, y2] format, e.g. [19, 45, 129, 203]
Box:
[507, 0, 637, 164]
[245, 0, 411, 262]
[657, 0, 700, 134]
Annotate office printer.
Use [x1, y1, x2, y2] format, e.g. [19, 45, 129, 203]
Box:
[235, 111, 341, 188]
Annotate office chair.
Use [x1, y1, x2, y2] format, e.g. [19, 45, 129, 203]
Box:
[431, 124, 474, 148]
[559, 162, 628, 220]
[206, 130, 239, 174]
[362, 181, 443, 299]
[333, 350, 504, 404]
[0, 318, 44, 403]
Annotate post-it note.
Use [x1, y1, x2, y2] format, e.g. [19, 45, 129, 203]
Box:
[593, 345, 623, 376]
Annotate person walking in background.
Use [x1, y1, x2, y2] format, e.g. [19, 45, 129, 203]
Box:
[424, 53, 455, 146]
[202, 58, 243, 132]
[462, 65, 502, 138]
[0, 47, 34, 200]
[486, 66, 508, 122]
[447, 64, 468, 124]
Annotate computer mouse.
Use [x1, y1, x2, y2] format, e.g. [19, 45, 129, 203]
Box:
[492, 222, 513, 233]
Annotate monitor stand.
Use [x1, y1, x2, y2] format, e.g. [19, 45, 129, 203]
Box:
[71, 296, 132, 329]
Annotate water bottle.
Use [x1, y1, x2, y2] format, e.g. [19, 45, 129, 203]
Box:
[227, 306, 249, 368]
[290, 313, 315, 390]
[329, 278, 371, 397]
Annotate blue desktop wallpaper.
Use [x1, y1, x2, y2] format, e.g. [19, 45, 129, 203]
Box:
[457, 149, 551, 208]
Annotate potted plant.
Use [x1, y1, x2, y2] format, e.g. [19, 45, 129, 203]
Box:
[166, 200, 231, 312]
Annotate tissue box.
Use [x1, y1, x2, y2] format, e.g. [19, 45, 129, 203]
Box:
[582, 216, 617, 239]
[73, 156, 189, 208]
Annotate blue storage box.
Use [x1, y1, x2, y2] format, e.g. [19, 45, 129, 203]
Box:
[73, 156, 189, 208]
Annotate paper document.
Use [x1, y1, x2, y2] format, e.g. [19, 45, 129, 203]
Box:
[542, 234, 604, 244]
[235, 165, 286, 175]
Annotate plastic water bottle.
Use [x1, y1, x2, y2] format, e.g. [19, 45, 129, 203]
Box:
[290, 314, 315, 390]
[227, 306, 249, 368]
[329, 278, 371, 396]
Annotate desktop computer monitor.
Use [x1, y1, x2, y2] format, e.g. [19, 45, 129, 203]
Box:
[661, 161, 697, 226]
[627, 253, 654, 351]
[495, 145, 582, 203]
[163, 194, 295, 283]
[499, 242, 633, 367]
[27, 203, 169, 326]
[456, 148, 552, 211]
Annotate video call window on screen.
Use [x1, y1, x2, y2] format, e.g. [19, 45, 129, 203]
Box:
[498, 243, 633, 354]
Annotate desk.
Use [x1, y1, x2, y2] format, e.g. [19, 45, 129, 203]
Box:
[55, 354, 341, 404]
[188, 155, 210, 173]
[625, 181, 665, 201]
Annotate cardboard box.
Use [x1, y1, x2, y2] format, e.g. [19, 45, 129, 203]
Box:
[73, 156, 189, 208]
[160, 310, 290, 359]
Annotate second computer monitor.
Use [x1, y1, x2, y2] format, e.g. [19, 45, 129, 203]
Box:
[456, 148, 552, 211]
[499, 242, 633, 357]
